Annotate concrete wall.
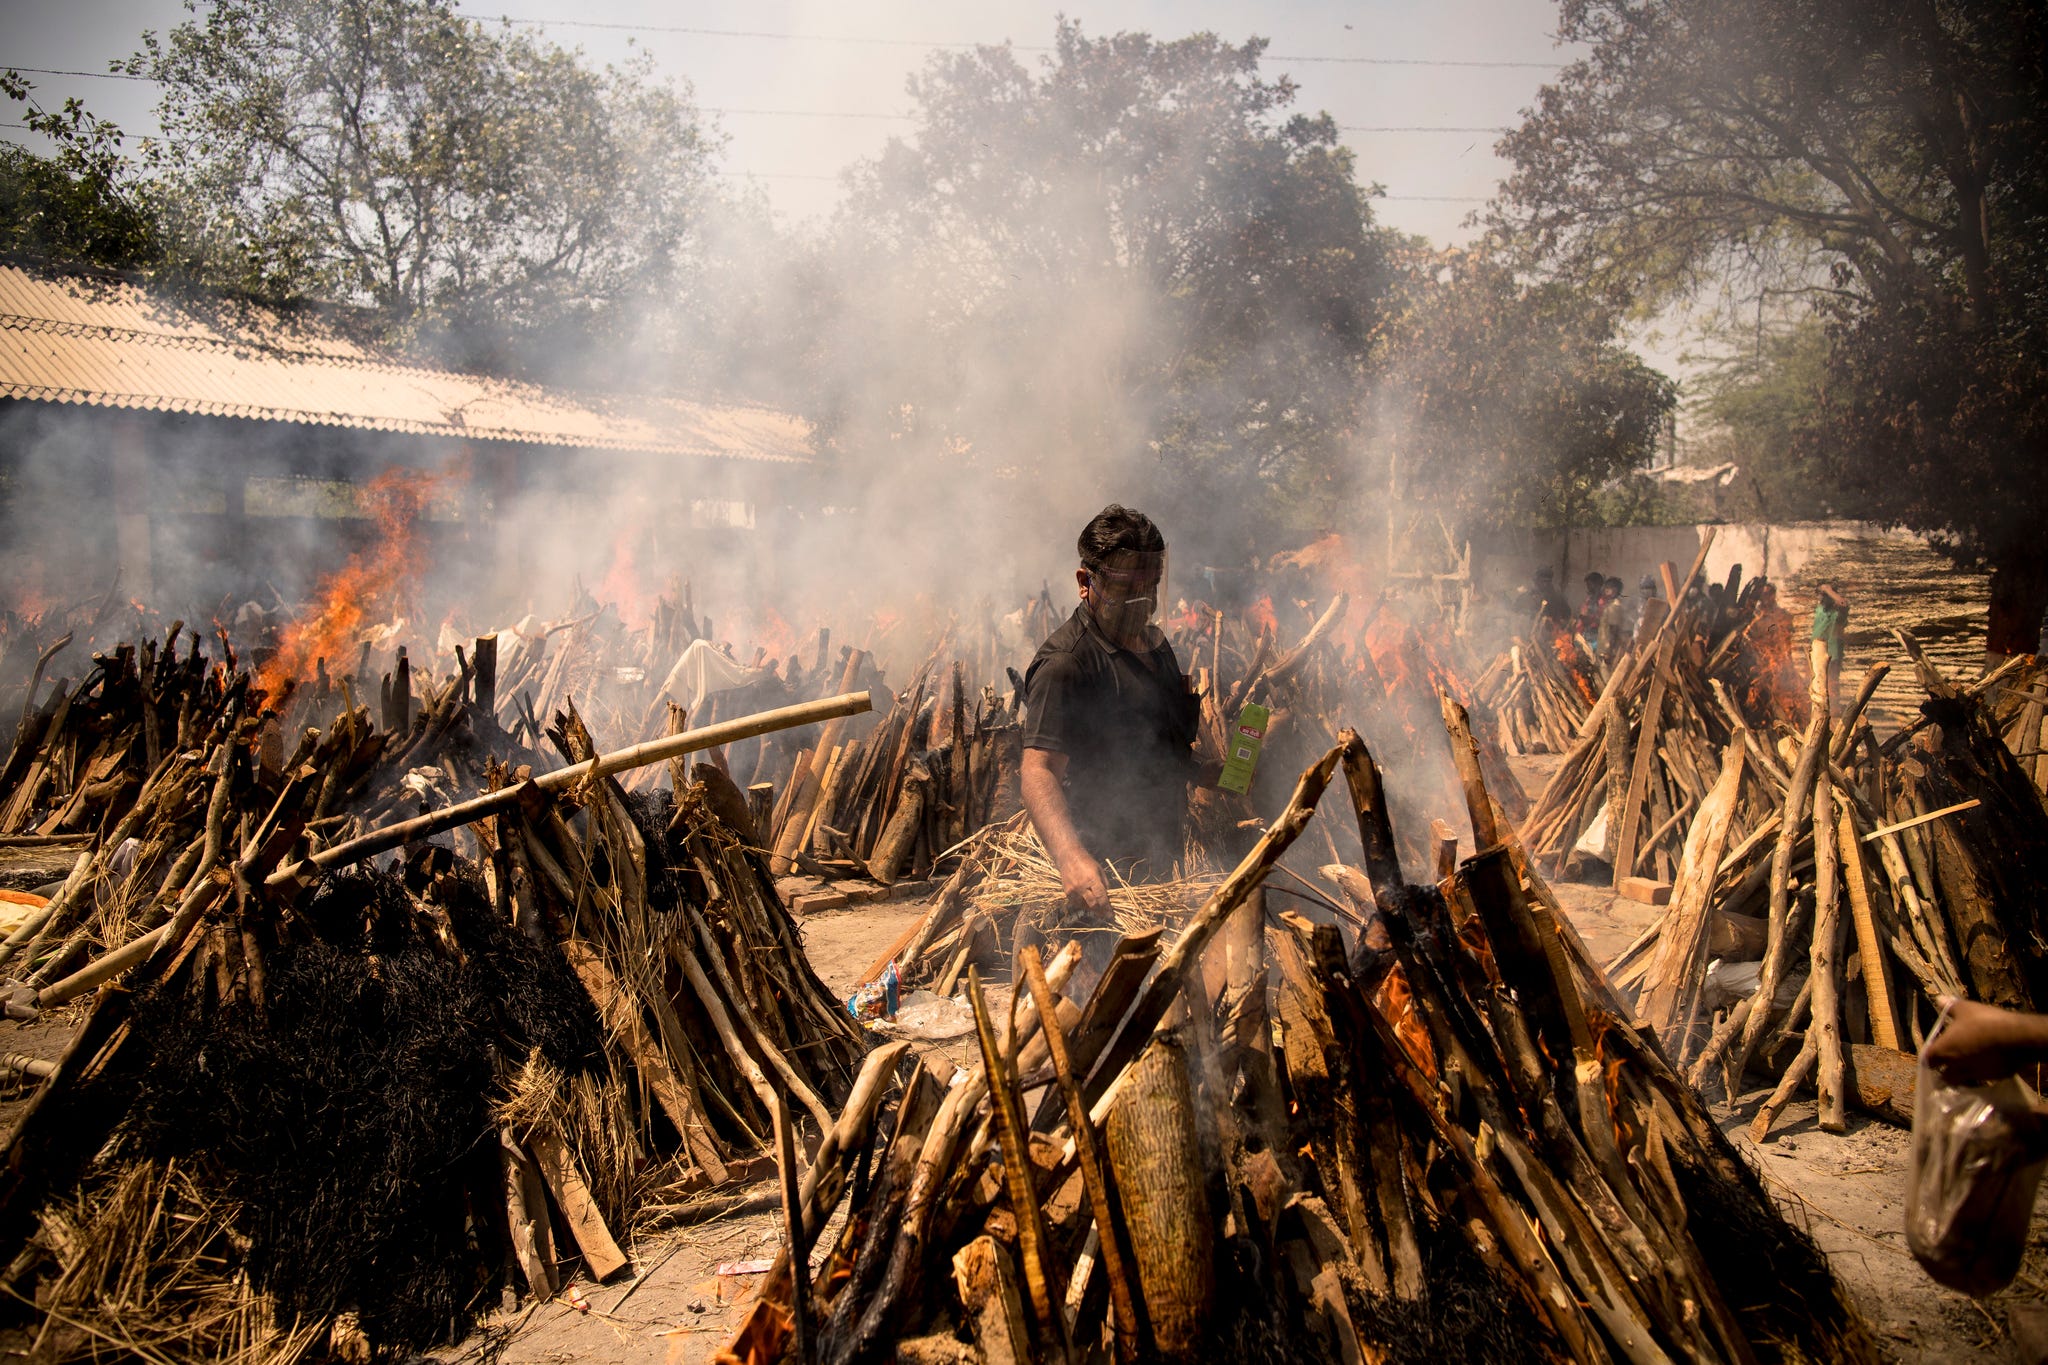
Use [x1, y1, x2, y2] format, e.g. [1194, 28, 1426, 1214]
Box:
[1474, 521, 1901, 599]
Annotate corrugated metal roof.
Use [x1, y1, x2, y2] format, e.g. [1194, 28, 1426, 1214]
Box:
[0, 265, 811, 465]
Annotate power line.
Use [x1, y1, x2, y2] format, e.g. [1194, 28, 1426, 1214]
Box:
[3, 66, 151, 82]
[464, 12, 1562, 68]
[714, 168, 1489, 201]
[2, 70, 1516, 135]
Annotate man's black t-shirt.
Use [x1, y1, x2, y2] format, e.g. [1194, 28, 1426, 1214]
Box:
[1021, 606, 1200, 872]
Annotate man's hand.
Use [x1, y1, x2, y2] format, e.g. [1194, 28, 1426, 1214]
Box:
[1923, 998, 2048, 1085]
[1056, 848, 1111, 916]
[1021, 746, 1110, 917]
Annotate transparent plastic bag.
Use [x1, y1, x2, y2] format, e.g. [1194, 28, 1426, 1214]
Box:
[1906, 1008, 2048, 1296]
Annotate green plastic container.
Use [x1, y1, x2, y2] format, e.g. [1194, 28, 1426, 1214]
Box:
[1217, 702, 1270, 794]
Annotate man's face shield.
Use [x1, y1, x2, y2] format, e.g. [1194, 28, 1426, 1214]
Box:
[1084, 550, 1167, 650]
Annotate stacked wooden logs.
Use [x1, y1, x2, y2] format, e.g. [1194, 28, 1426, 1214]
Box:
[1619, 628, 2048, 1139]
[0, 639, 871, 1360]
[721, 724, 1877, 1365]
[1473, 631, 1598, 755]
[1984, 654, 2048, 804]
[767, 657, 1024, 888]
[1518, 544, 1790, 895]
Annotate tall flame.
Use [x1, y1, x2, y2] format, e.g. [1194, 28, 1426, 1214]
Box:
[255, 467, 449, 698]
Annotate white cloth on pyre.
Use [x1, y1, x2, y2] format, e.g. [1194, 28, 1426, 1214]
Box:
[657, 638, 765, 715]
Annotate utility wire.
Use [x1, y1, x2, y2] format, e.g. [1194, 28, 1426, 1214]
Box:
[3, 66, 151, 81]
[715, 168, 1488, 200]
[461, 12, 1563, 68]
[2, 74, 1513, 133]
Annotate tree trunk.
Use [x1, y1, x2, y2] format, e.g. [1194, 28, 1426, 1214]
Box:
[1986, 545, 2048, 659]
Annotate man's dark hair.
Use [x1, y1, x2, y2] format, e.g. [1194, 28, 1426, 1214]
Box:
[1077, 505, 1165, 570]
[1584, 572, 1605, 590]
[1605, 576, 1623, 593]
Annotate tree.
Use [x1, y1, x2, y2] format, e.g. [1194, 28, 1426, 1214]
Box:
[1494, 0, 2048, 651]
[129, 0, 719, 377]
[808, 20, 1392, 562]
[1684, 315, 1848, 522]
[0, 75, 160, 272]
[1375, 247, 1676, 536]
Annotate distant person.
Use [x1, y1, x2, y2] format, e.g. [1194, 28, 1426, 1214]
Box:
[1634, 574, 1668, 646]
[1575, 571, 1607, 637]
[1811, 583, 1848, 711]
[1530, 566, 1569, 625]
[1597, 576, 1630, 661]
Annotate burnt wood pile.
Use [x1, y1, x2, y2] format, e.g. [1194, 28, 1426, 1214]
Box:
[720, 724, 1877, 1365]
[0, 630, 872, 1361]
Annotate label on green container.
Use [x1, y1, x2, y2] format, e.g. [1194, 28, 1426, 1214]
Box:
[1217, 703, 1270, 794]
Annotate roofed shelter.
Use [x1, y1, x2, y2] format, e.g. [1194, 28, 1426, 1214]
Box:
[0, 261, 812, 614]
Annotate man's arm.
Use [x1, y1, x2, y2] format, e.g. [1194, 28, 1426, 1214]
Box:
[1020, 747, 1109, 914]
[1922, 998, 2048, 1085]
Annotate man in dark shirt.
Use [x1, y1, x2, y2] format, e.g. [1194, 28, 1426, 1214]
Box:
[1021, 506, 1215, 918]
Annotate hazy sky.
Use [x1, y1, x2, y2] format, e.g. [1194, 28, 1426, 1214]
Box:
[2, 0, 1577, 246]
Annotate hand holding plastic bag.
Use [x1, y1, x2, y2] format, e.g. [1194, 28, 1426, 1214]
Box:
[1906, 1003, 2048, 1296]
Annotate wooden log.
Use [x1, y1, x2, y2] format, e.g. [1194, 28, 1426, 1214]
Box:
[1833, 815, 1898, 1056]
[866, 761, 928, 885]
[1020, 946, 1140, 1363]
[773, 1090, 812, 1364]
[1640, 743, 1747, 1048]
[525, 1123, 628, 1280]
[1613, 630, 1677, 888]
[1810, 774, 1849, 1132]
[953, 1236, 1033, 1365]
[1847, 1044, 1916, 1127]
[499, 1127, 558, 1298]
[1748, 1030, 1818, 1143]
[1735, 703, 1829, 1076]
[473, 632, 498, 721]
[560, 938, 728, 1182]
[1618, 876, 1672, 906]
[968, 966, 1067, 1356]
[1105, 1038, 1212, 1362]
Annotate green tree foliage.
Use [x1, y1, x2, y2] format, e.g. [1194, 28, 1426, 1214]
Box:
[0, 75, 160, 272]
[1377, 247, 1676, 534]
[1685, 317, 1850, 522]
[810, 21, 1392, 557]
[129, 0, 719, 376]
[1495, 0, 2048, 649]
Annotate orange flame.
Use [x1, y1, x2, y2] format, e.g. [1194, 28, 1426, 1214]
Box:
[255, 467, 449, 698]
[597, 523, 654, 630]
[1247, 595, 1278, 636]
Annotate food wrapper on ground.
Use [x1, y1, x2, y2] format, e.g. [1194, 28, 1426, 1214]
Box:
[846, 961, 899, 1022]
